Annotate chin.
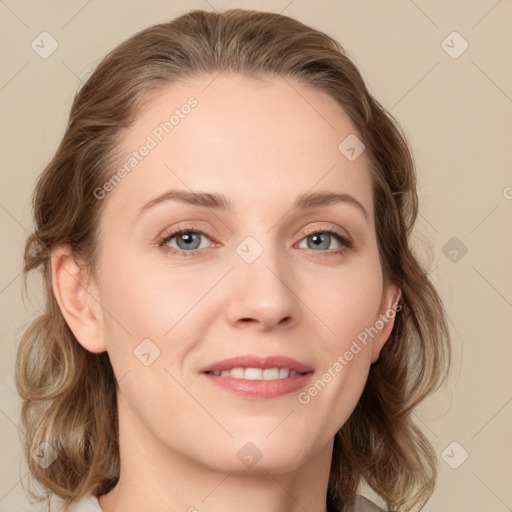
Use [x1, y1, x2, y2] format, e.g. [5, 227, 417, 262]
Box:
[191, 432, 319, 476]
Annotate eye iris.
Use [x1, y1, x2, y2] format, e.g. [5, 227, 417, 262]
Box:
[176, 232, 201, 250]
[169, 231, 339, 252]
[308, 233, 330, 250]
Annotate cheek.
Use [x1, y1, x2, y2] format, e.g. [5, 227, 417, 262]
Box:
[295, 253, 383, 416]
[97, 253, 210, 337]
[97, 240, 384, 349]
[302, 254, 384, 349]
[94, 250, 221, 388]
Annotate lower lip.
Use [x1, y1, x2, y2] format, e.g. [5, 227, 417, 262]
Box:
[201, 372, 314, 399]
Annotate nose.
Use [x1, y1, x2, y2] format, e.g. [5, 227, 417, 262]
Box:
[224, 245, 302, 332]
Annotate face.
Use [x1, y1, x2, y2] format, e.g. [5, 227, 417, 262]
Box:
[70, 74, 400, 474]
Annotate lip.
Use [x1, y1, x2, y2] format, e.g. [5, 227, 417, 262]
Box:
[198, 354, 315, 400]
[202, 373, 314, 399]
[198, 354, 314, 374]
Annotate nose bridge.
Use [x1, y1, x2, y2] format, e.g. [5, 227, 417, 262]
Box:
[225, 232, 300, 330]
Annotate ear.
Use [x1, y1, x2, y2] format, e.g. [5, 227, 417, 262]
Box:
[51, 244, 107, 353]
[370, 280, 402, 363]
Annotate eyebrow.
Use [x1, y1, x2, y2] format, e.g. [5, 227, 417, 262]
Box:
[138, 189, 368, 221]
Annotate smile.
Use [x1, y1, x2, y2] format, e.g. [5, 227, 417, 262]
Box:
[205, 367, 304, 380]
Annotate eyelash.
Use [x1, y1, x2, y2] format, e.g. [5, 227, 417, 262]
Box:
[157, 226, 354, 259]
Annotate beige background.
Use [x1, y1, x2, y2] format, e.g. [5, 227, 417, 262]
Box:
[1, 1, 511, 510]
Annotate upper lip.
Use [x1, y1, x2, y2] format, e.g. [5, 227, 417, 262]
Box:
[199, 355, 314, 374]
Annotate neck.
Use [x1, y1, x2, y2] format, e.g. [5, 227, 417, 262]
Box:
[98, 396, 333, 512]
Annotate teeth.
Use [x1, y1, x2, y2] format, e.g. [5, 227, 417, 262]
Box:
[245, 368, 262, 380]
[262, 368, 280, 380]
[229, 367, 245, 379]
[209, 367, 301, 380]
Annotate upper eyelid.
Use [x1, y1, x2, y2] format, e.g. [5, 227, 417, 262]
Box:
[158, 226, 214, 243]
[159, 225, 352, 248]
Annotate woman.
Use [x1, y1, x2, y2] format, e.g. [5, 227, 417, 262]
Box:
[15, 8, 450, 512]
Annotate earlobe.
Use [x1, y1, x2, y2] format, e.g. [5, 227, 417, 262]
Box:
[370, 282, 402, 363]
[51, 245, 107, 353]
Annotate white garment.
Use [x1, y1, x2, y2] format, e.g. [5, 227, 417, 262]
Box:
[70, 493, 385, 511]
[69, 494, 102, 511]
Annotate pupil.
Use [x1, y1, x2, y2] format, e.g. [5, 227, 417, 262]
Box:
[178, 232, 199, 249]
[310, 233, 329, 250]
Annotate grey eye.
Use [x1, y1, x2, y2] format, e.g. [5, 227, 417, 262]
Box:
[165, 231, 209, 251]
[306, 233, 332, 250]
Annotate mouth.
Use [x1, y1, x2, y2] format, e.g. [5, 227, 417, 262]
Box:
[204, 367, 306, 379]
[198, 354, 314, 399]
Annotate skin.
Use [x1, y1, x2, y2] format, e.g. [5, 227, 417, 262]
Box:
[52, 74, 401, 512]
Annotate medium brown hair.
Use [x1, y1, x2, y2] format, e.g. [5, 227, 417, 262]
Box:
[16, 8, 450, 511]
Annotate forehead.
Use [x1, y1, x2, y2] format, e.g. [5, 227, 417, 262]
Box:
[105, 74, 374, 219]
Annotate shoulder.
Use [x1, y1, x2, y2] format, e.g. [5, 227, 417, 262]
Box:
[347, 494, 386, 512]
[67, 494, 102, 511]
[69, 493, 384, 512]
